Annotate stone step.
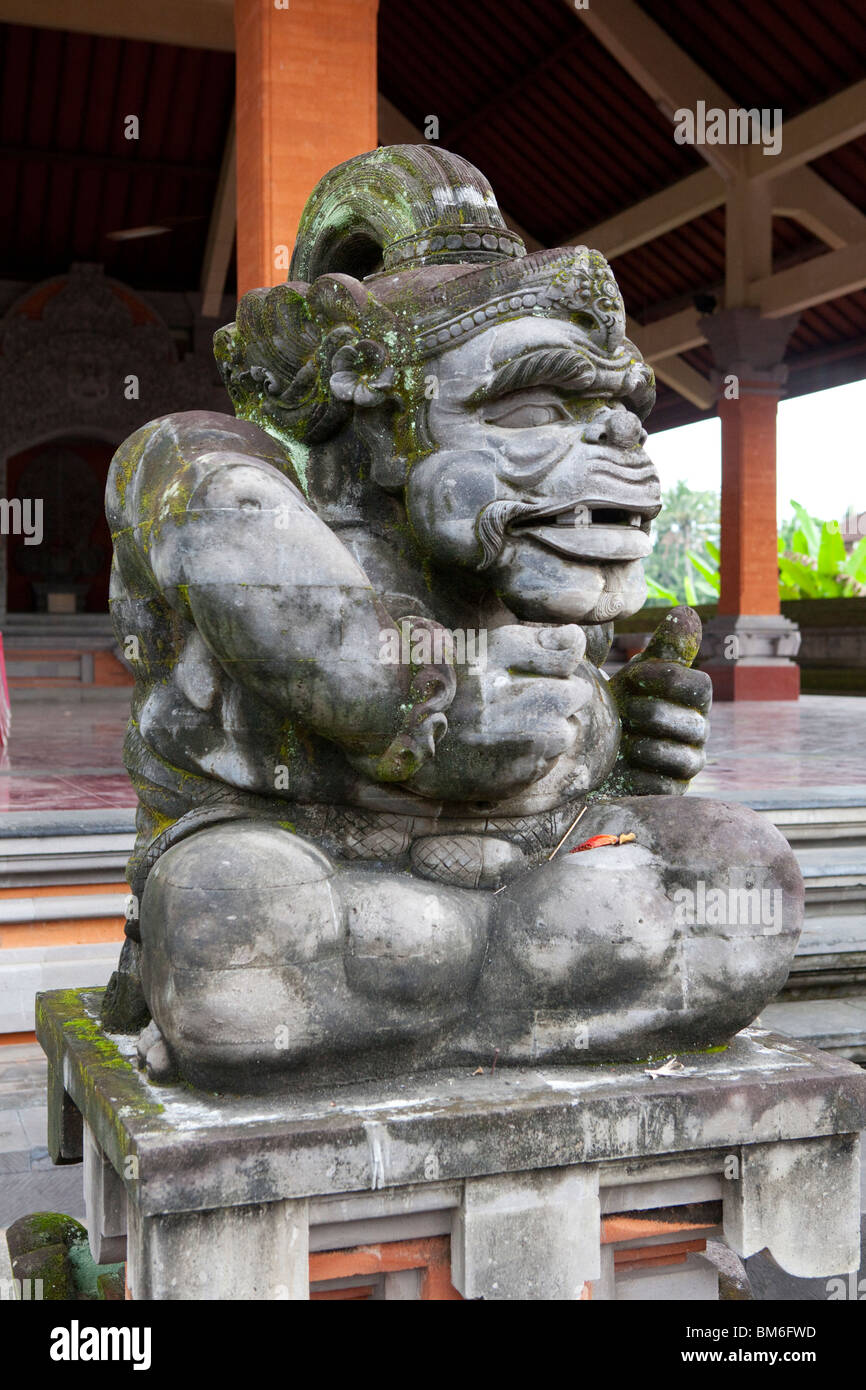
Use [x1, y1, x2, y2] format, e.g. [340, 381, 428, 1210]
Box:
[759, 994, 866, 1064]
[792, 914, 866, 962]
[707, 786, 866, 851]
[0, 810, 135, 888]
[729, 794, 866, 1034]
[693, 790, 866, 970]
[7, 656, 93, 681]
[2, 614, 115, 639]
[780, 914, 866, 995]
[796, 846, 866, 915]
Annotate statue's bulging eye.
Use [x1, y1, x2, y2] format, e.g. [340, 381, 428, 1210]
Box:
[485, 400, 569, 429]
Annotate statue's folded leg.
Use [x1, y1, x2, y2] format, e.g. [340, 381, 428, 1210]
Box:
[139, 819, 490, 1090]
[473, 795, 804, 1063]
[137, 799, 803, 1084]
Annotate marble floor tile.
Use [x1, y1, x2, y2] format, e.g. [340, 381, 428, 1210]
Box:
[0, 692, 863, 813]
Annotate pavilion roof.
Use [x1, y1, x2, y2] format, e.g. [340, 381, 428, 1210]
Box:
[1, 0, 864, 429]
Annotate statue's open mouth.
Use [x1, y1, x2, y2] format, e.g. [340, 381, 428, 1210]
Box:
[509, 498, 660, 561]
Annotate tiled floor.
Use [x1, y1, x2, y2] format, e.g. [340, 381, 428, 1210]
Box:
[0, 1043, 86, 1225]
[692, 695, 866, 796]
[0, 691, 864, 814]
[0, 696, 134, 812]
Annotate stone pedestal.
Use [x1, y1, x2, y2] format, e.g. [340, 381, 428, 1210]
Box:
[37, 988, 866, 1301]
[700, 613, 802, 701]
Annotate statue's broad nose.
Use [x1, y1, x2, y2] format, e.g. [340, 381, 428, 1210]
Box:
[582, 408, 646, 450]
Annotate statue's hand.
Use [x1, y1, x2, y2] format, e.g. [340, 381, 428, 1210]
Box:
[406, 623, 599, 801]
[602, 606, 711, 796]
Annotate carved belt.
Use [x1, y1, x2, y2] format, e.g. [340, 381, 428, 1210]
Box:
[127, 788, 585, 916]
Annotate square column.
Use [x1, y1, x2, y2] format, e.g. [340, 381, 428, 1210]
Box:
[234, 0, 379, 297]
[451, 1167, 600, 1300]
[700, 308, 801, 700]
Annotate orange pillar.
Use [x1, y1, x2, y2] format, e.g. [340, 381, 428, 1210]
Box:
[717, 384, 782, 619]
[234, 0, 379, 297]
[700, 308, 801, 701]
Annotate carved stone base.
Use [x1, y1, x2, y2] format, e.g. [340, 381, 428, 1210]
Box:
[36, 988, 866, 1300]
[701, 614, 802, 701]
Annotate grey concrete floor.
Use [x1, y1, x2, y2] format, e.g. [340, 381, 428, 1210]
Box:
[0, 1043, 85, 1226]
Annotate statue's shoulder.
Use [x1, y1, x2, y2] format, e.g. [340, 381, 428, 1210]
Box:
[106, 410, 299, 531]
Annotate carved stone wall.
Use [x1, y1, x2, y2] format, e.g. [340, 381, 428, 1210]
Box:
[0, 263, 228, 619]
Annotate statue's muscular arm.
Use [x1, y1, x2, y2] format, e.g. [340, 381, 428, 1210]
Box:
[108, 412, 449, 768]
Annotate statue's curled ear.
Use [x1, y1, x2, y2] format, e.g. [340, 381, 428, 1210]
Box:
[214, 272, 403, 446]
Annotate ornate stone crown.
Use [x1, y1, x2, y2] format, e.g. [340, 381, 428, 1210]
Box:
[215, 146, 654, 446]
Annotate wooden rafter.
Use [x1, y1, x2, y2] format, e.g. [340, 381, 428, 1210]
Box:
[4, 0, 235, 49]
[746, 80, 866, 181]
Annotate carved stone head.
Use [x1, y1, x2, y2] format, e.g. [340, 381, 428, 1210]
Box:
[215, 145, 660, 624]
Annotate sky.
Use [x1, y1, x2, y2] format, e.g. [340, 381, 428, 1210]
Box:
[647, 377, 866, 526]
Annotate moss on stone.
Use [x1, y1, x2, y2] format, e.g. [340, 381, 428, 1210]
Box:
[23, 1244, 71, 1300]
[8, 1211, 85, 1253]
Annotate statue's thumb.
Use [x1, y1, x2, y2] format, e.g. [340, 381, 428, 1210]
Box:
[638, 605, 702, 668]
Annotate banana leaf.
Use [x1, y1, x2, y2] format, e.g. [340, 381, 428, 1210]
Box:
[839, 535, 866, 583]
[790, 501, 820, 558]
[817, 520, 847, 577]
[778, 555, 822, 598]
[687, 549, 721, 593]
[645, 577, 680, 605]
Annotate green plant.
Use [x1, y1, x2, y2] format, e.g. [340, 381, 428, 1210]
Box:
[645, 501, 866, 606]
[643, 481, 720, 605]
[777, 501, 866, 599]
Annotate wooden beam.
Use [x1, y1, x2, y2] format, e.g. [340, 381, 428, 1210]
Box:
[753, 238, 866, 318]
[652, 356, 715, 411]
[200, 109, 236, 318]
[567, 0, 745, 178]
[9, 0, 235, 49]
[570, 166, 724, 257]
[725, 179, 772, 307]
[627, 309, 706, 363]
[747, 80, 866, 181]
[18, 0, 864, 281]
[626, 314, 712, 409]
[774, 168, 866, 250]
[629, 231, 866, 355]
[571, 162, 866, 261]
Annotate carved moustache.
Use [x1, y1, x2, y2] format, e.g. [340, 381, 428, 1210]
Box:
[475, 498, 553, 569]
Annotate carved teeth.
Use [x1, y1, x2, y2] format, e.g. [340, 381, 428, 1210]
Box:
[554, 508, 644, 528]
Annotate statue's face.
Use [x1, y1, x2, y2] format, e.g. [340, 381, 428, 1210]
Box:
[405, 318, 660, 623]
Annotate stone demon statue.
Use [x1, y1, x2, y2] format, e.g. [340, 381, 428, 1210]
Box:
[104, 146, 802, 1090]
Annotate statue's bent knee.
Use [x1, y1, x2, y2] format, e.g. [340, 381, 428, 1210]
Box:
[140, 823, 341, 1084]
